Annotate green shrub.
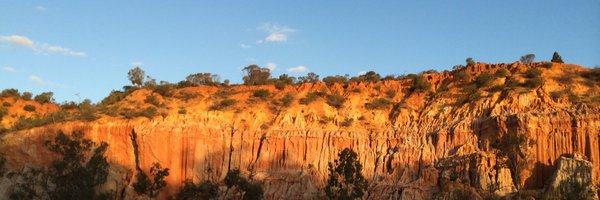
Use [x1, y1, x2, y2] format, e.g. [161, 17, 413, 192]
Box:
[121, 107, 158, 119]
[523, 77, 543, 89]
[144, 95, 161, 107]
[524, 68, 542, 78]
[551, 52, 564, 63]
[23, 105, 36, 112]
[323, 75, 349, 85]
[454, 71, 471, 82]
[34, 92, 54, 104]
[0, 107, 7, 119]
[365, 98, 392, 110]
[253, 89, 270, 98]
[153, 83, 176, 97]
[436, 84, 449, 94]
[325, 148, 368, 200]
[2, 102, 11, 107]
[494, 69, 509, 78]
[209, 99, 237, 111]
[1, 89, 20, 98]
[540, 63, 553, 69]
[412, 75, 431, 92]
[61, 101, 79, 110]
[385, 89, 396, 98]
[224, 168, 264, 200]
[11, 111, 69, 131]
[474, 72, 493, 88]
[21, 92, 32, 101]
[100, 90, 127, 106]
[280, 93, 295, 107]
[299, 92, 319, 105]
[581, 67, 600, 83]
[487, 85, 504, 93]
[75, 100, 98, 122]
[326, 94, 346, 109]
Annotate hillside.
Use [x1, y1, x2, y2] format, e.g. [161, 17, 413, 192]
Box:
[1, 61, 599, 199]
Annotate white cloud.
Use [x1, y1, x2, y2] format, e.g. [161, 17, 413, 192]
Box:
[258, 23, 296, 42]
[2, 66, 15, 72]
[130, 61, 144, 67]
[240, 44, 251, 49]
[0, 35, 87, 57]
[29, 75, 44, 84]
[42, 44, 87, 56]
[0, 35, 34, 47]
[288, 66, 308, 73]
[35, 6, 46, 12]
[266, 63, 277, 71]
[358, 71, 367, 75]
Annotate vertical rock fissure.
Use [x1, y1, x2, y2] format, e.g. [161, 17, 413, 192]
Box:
[227, 125, 235, 173]
[130, 129, 142, 172]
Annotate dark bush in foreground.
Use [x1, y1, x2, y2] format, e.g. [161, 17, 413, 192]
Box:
[172, 180, 219, 200]
[133, 162, 170, 198]
[325, 148, 368, 200]
[224, 169, 264, 200]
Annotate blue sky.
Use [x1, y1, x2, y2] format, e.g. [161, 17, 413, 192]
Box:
[1, 1, 599, 102]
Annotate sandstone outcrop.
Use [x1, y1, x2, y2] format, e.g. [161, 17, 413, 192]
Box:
[0, 62, 598, 199]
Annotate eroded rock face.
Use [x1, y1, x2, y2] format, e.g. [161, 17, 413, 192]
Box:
[543, 153, 597, 199]
[0, 63, 598, 200]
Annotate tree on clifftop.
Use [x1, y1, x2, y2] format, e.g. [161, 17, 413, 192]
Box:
[551, 51, 564, 63]
[325, 148, 368, 200]
[128, 67, 146, 86]
[242, 64, 271, 85]
[520, 54, 536, 64]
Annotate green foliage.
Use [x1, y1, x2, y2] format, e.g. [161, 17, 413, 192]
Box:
[186, 73, 220, 86]
[23, 105, 36, 112]
[520, 54, 536, 64]
[494, 69, 509, 78]
[178, 91, 201, 102]
[411, 75, 431, 92]
[454, 71, 471, 82]
[133, 162, 170, 198]
[128, 67, 146, 86]
[325, 148, 368, 200]
[298, 72, 320, 83]
[540, 62, 553, 69]
[76, 99, 98, 122]
[581, 67, 600, 83]
[299, 92, 319, 105]
[144, 95, 161, 107]
[11, 111, 69, 131]
[9, 131, 111, 200]
[153, 83, 177, 97]
[551, 51, 564, 63]
[242, 65, 271, 85]
[436, 84, 449, 94]
[474, 72, 493, 88]
[280, 93, 295, 107]
[385, 89, 396, 98]
[466, 57, 475, 66]
[365, 98, 391, 110]
[252, 89, 270, 98]
[3, 102, 11, 107]
[524, 68, 542, 78]
[326, 94, 346, 109]
[209, 99, 237, 111]
[224, 168, 264, 200]
[274, 74, 296, 89]
[34, 92, 54, 104]
[1, 89, 20, 99]
[523, 77, 543, 89]
[172, 180, 219, 200]
[323, 75, 349, 85]
[354, 71, 380, 82]
[0, 107, 8, 119]
[100, 90, 127, 106]
[21, 92, 32, 101]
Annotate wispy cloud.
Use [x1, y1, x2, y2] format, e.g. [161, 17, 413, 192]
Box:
[29, 75, 44, 84]
[35, 6, 46, 12]
[0, 35, 34, 47]
[258, 23, 296, 42]
[130, 61, 144, 67]
[2, 66, 15, 72]
[240, 44, 251, 49]
[0, 35, 87, 57]
[358, 71, 367, 75]
[266, 63, 277, 71]
[288, 66, 308, 73]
